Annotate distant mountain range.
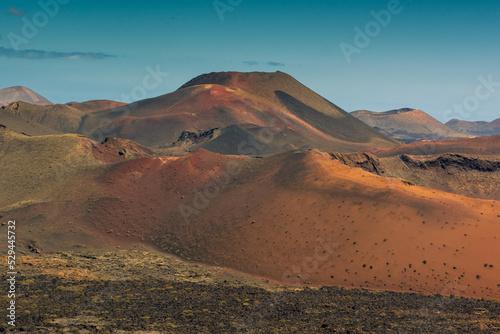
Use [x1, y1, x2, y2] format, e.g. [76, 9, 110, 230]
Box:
[0, 86, 53, 107]
[351, 108, 471, 143]
[446, 118, 500, 137]
[3, 79, 498, 151]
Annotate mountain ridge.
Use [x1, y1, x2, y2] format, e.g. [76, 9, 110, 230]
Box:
[351, 108, 471, 143]
[446, 118, 500, 137]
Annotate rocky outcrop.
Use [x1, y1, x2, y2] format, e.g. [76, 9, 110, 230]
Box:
[400, 154, 500, 172]
[173, 128, 221, 146]
[329, 152, 385, 175]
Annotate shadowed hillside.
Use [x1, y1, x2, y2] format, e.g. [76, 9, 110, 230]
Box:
[78, 71, 398, 154]
[0, 112, 60, 136]
[179, 71, 397, 145]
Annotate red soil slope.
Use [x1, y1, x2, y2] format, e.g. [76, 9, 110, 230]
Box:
[0, 127, 152, 210]
[179, 71, 397, 146]
[6, 149, 499, 299]
[78, 72, 398, 153]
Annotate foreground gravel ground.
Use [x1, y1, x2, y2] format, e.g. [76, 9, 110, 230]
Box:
[1, 249, 499, 333]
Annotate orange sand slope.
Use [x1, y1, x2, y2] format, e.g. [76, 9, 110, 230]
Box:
[7, 148, 499, 299]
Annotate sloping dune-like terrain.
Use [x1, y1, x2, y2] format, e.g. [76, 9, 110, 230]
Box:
[3, 133, 499, 299]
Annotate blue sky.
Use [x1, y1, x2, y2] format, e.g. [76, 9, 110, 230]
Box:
[0, 0, 499, 122]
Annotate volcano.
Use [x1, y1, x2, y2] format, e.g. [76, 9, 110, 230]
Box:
[78, 71, 399, 154]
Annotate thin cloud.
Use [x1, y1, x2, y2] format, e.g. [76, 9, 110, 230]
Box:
[0, 47, 116, 60]
[267, 61, 285, 67]
[242, 60, 285, 67]
[8, 7, 25, 17]
[242, 60, 259, 66]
